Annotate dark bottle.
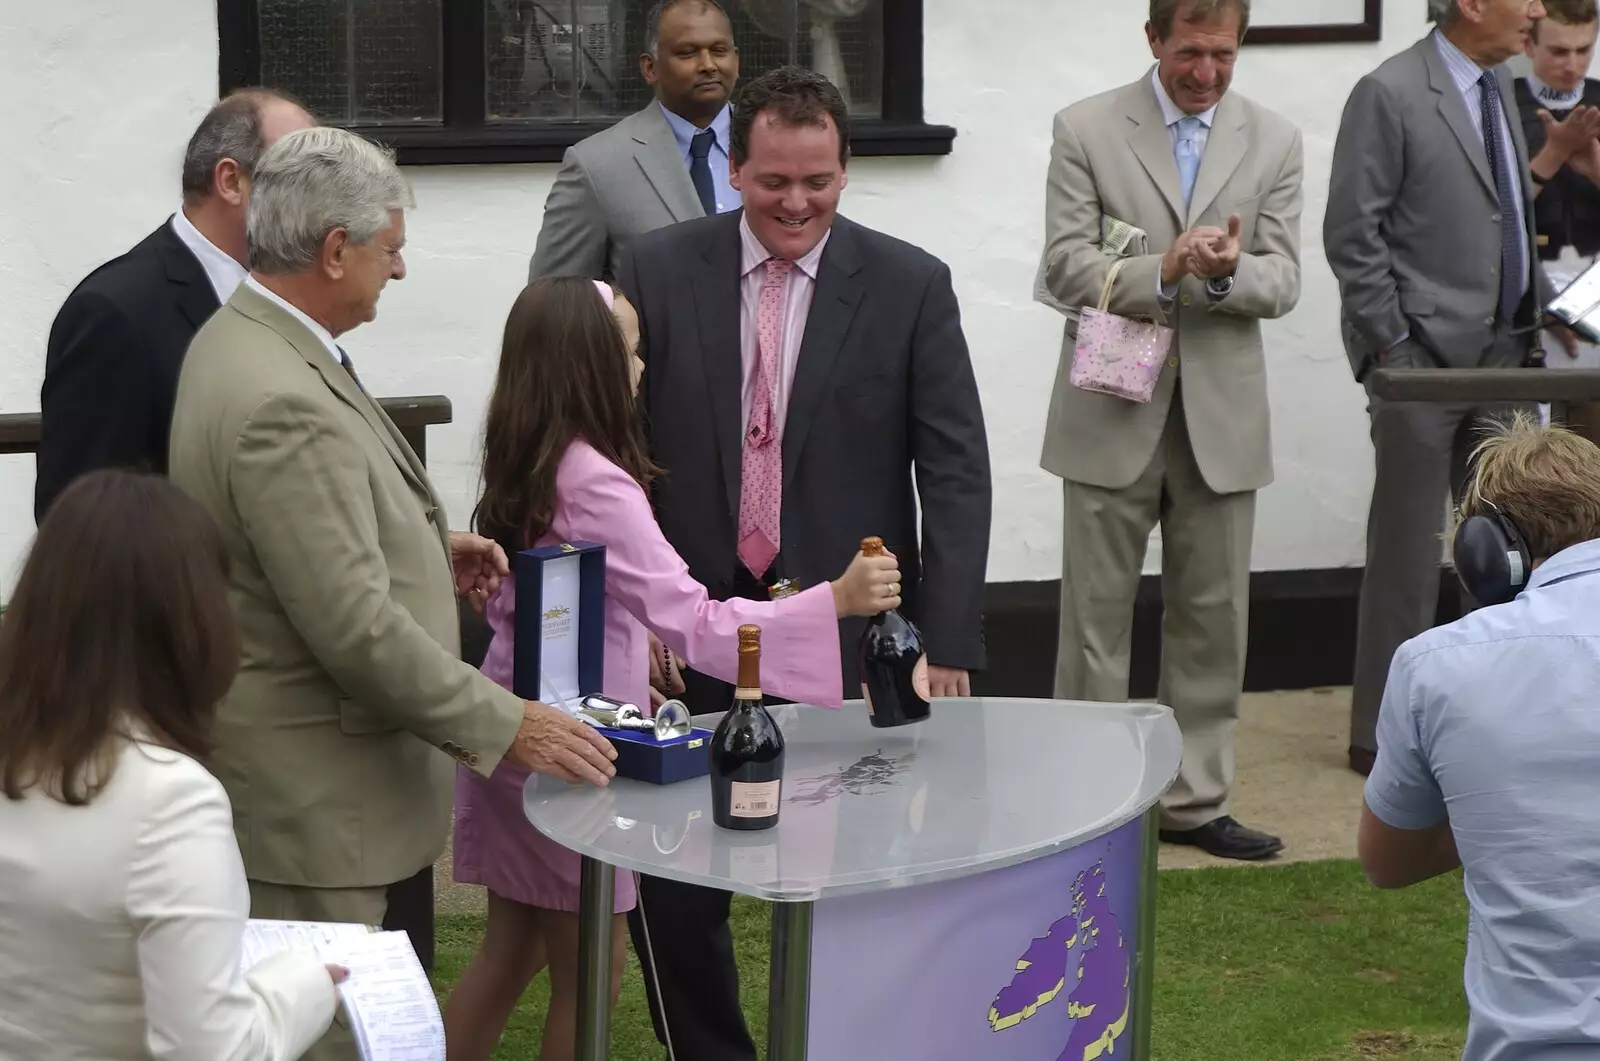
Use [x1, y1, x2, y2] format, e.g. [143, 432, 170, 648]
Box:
[710, 625, 786, 830]
[857, 536, 932, 728]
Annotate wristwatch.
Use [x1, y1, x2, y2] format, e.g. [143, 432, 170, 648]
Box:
[1206, 274, 1235, 298]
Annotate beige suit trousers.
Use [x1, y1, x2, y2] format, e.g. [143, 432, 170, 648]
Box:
[1053, 390, 1255, 831]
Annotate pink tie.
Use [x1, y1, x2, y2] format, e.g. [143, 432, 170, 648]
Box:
[738, 258, 793, 578]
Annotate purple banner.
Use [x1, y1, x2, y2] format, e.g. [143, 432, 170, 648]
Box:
[807, 816, 1144, 1060]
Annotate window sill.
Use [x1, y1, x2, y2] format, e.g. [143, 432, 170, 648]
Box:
[348, 120, 957, 165]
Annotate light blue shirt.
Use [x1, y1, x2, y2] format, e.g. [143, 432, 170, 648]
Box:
[657, 101, 740, 215]
[1432, 30, 1531, 303]
[1367, 537, 1600, 1061]
[1147, 66, 1230, 307]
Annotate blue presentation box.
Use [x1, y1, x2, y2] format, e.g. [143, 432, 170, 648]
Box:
[603, 726, 714, 785]
[511, 540, 711, 785]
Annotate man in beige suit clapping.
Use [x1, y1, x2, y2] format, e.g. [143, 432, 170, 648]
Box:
[168, 126, 616, 1061]
[1036, 0, 1302, 861]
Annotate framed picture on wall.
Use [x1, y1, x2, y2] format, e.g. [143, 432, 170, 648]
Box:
[1245, 0, 1381, 44]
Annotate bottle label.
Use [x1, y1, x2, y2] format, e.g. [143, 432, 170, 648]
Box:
[730, 780, 781, 818]
[912, 655, 931, 700]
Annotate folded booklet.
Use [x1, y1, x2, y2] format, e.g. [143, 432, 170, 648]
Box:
[241, 919, 444, 1061]
[1034, 214, 1152, 317]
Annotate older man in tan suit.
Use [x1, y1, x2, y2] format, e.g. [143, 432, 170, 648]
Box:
[1036, 0, 1302, 861]
[168, 127, 617, 1060]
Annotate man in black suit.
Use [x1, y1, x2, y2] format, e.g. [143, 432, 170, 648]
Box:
[618, 66, 991, 1061]
[36, 88, 315, 522]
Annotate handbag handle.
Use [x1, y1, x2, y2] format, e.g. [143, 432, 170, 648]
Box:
[1097, 257, 1128, 312]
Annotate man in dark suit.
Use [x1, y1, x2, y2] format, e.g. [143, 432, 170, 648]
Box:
[618, 66, 991, 1061]
[36, 88, 315, 522]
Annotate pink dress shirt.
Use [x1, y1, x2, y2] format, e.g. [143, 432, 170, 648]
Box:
[452, 438, 844, 912]
[739, 216, 831, 439]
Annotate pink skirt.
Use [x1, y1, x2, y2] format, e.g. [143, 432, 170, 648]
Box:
[452, 761, 637, 913]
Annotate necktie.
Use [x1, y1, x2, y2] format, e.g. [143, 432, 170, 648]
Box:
[689, 128, 718, 217]
[1175, 115, 1204, 206]
[737, 258, 793, 579]
[1479, 72, 1524, 323]
[337, 346, 361, 386]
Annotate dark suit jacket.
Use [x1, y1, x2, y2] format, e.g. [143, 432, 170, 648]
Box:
[36, 220, 219, 522]
[618, 211, 992, 695]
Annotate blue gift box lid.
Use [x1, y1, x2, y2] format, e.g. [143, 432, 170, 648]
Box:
[510, 541, 607, 704]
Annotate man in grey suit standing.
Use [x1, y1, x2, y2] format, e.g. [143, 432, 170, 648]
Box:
[1326, 0, 1571, 777]
[528, 0, 740, 281]
[1036, 0, 1303, 861]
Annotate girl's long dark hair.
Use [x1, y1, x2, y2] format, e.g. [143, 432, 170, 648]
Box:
[0, 470, 238, 805]
[474, 275, 660, 559]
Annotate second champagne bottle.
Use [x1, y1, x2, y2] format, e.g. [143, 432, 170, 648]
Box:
[856, 536, 932, 728]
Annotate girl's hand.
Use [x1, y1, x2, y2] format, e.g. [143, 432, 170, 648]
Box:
[830, 549, 901, 618]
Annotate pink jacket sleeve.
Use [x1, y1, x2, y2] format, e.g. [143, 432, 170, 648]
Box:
[559, 444, 844, 708]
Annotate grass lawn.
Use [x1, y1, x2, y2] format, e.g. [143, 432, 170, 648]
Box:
[431, 859, 1470, 1060]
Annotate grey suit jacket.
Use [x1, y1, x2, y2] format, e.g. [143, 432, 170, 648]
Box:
[1036, 73, 1304, 494]
[529, 103, 705, 282]
[1325, 34, 1553, 380]
[618, 211, 993, 681]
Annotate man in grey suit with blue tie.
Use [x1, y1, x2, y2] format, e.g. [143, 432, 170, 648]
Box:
[529, 0, 741, 281]
[1326, 0, 1576, 777]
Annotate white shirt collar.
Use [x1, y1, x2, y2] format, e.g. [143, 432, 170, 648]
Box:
[1149, 65, 1218, 129]
[169, 210, 248, 304]
[242, 276, 346, 370]
[1527, 73, 1584, 109]
[738, 214, 830, 279]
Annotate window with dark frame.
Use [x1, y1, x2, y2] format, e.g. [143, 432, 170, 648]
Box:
[218, 0, 954, 165]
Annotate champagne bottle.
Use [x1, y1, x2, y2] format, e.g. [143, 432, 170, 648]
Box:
[710, 624, 786, 830]
[856, 536, 932, 728]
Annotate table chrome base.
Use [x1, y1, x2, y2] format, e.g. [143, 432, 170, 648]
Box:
[575, 856, 616, 1061]
[768, 900, 814, 1060]
[573, 857, 816, 1061]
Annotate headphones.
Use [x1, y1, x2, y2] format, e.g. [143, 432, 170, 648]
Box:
[1451, 496, 1532, 607]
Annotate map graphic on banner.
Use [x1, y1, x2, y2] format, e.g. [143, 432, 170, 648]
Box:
[807, 815, 1143, 1061]
[988, 862, 1130, 1060]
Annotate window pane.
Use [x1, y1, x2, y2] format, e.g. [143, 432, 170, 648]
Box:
[804, 0, 881, 118]
[259, 0, 442, 126]
[485, 0, 883, 123]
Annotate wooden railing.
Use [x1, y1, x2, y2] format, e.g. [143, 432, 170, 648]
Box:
[0, 394, 454, 460]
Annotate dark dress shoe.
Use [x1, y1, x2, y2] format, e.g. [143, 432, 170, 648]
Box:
[1159, 816, 1284, 861]
[1348, 746, 1376, 777]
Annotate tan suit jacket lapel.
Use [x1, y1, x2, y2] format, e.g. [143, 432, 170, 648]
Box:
[230, 285, 435, 506]
[1125, 79, 1187, 226]
[1187, 94, 1248, 226]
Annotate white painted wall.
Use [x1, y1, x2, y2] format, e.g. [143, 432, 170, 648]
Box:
[0, 0, 1468, 592]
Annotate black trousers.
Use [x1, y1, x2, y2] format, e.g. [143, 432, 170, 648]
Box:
[383, 864, 435, 971]
[625, 564, 781, 1061]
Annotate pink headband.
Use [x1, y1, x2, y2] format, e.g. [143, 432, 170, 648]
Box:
[592, 279, 615, 311]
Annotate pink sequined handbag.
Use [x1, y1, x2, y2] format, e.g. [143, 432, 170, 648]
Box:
[1069, 257, 1174, 404]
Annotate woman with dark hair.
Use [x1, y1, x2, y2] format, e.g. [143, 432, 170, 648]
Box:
[442, 275, 901, 1060]
[0, 470, 341, 1060]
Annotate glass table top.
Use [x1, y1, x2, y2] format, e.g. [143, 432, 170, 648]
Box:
[523, 696, 1181, 902]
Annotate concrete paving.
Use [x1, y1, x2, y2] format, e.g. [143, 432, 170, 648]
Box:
[433, 687, 1368, 914]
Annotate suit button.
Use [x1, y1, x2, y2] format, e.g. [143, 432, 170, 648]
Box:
[467, 753, 480, 767]
[443, 740, 458, 753]
[1167, 357, 1179, 368]
[1484, 317, 1495, 327]
[1491, 213, 1501, 223]
[1180, 294, 1193, 307]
